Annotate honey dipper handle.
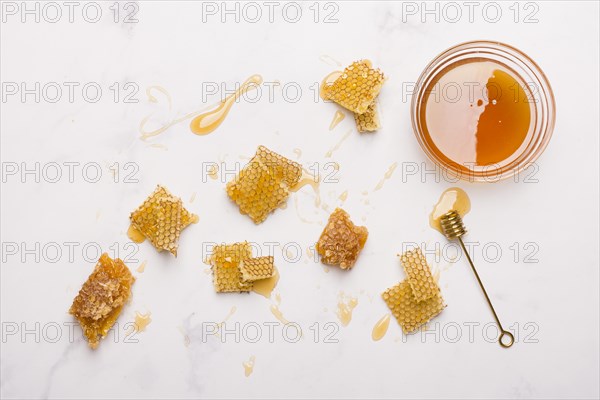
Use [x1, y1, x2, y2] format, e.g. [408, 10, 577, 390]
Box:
[458, 237, 514, 348]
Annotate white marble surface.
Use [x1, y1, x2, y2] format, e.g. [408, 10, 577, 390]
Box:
[1, 1, 599, 399]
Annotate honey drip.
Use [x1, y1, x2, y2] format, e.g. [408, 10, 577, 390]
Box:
[190, 74, 263, 135]
[222, 306, 237, 324]
[319, 54, 342, 67]
[429, 187, 471, 233]
[127, 224, 146, 243]
[336, 294, 358, 327]
[139, 76, 263, 139]
[325, 129, 352, 158]
[371, 314, 391, 341]
[252, 268, 280, 298]
[329, 110, 346, 130]
[243, 356, 256, 377]
[270, 304, 289, 325]
[339, 190, 348, 202]
[133, 311, 152, 332]
[148, 143, 168, 151]
[290, 170, 321, 208]
[207, 164, 219, 180]
[373, 162, 398, 191]
[136, 260, 147, 273]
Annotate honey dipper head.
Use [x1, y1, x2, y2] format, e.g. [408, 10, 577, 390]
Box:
[440, 210, 467, 239]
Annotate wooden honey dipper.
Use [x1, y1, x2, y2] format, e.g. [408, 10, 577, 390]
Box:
[440, 210, 515, 348]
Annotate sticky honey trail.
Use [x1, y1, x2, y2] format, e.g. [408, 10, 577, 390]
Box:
[329, 110, 346, 130]
[139, 75, 263, 139]
[373, 162, 398, 191]
[190, 74, 263, 135]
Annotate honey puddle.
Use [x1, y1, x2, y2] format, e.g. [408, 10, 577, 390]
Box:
[127, 225, 146, 243]
[136, 260, 147, 273]
[252, 268, 279, 298]
[339, 190, 348, 202]
[325, 129, 352, 158]
[189, 192, 197, 203]
[293, 148, 302, 159]
[429, 187, 471, 233]
[336, 294, 358, 327]
[243, 356, 256, 377]
[373, 162, 398, 191]
[132, 311, 152, 332]
[371, 314, 391, 341]
[139, 75, 262, 139]
[329, 110, 346, 130]
[190, 74, 263, 135]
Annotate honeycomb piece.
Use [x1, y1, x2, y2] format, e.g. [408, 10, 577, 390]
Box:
[130, 185, 196, 256]
[400, 248, 439, 303]
[322, 60, 385, 114]
[382, 280, 445, 334]
[69, 253, 135, 349]
[226, 146, 302, 224]
[210, 242, 253, 293]
[239, 256, 275, 282]
[354, 103, 380, 132]
[316, 208, 368, 270]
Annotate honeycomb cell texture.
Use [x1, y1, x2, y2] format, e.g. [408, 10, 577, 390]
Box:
[322, 60, 385, 114]
[130, 185, 196, 256]
[400, 248, 439, 303]
[69, 253, 135, 349]
[226, 146, 302, 224]
[354, 103, 380, 133]
[382, 280, 445, 334]
[210, 242, 254, 293]
[316, 208, 368, 270]
[239, 256, 275, 282]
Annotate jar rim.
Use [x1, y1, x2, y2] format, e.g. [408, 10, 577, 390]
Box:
[411, 40, 556, 182]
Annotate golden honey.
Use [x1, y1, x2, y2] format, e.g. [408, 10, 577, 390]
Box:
[418, 59, 532, 172]
[371, 314, 391, 341]
[429, 187, 471, 233]
[243, 356, 256, 377]
[251, 268, 279, 298]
